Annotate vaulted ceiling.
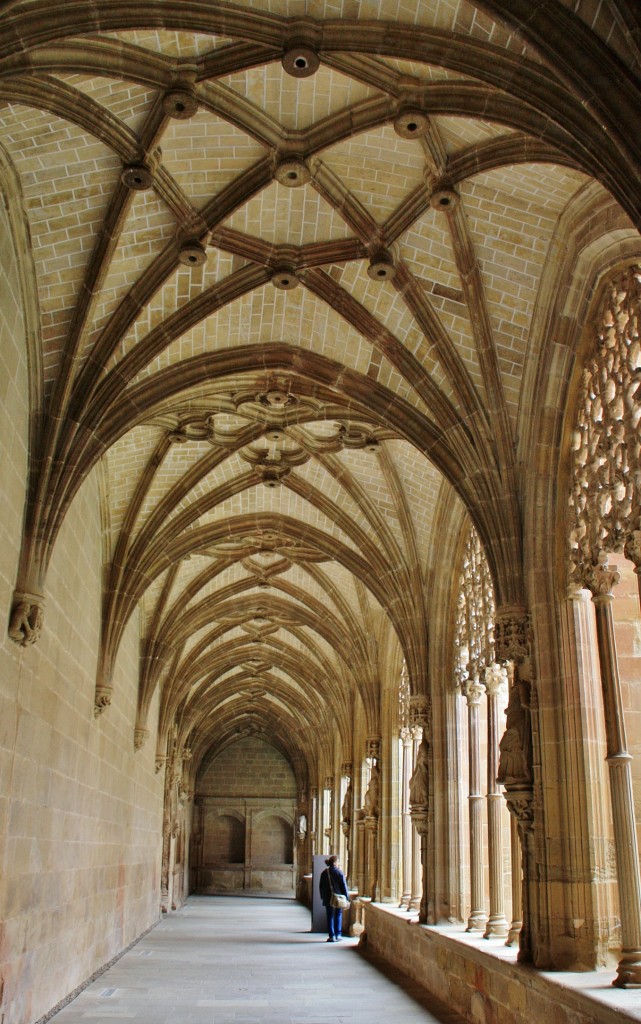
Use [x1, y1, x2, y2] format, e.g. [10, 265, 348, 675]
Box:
[2, 0, 639, 779]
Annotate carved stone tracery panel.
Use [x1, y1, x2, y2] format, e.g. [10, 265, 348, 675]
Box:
[569, 265, 641, 580]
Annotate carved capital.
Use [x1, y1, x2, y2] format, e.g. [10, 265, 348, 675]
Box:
[94, 684, 112, 718]
[484, 663, 508, 698]
[155, 756, 167, 774]
[366, 735, 381, 762]
[582, 551, 620, 599]
[409, 694, 431, 733]
[134, 728, 149, 750]
[182, 747, 192, 762]
[504, 787, 535, 832]
[410, 806, 429, 835]
[324, 775, 334, 791]
[341, 761, 353, 778]
[494, 608, 531, 664]
[8, 592, 44, 646]
[462, 677, 484, 705]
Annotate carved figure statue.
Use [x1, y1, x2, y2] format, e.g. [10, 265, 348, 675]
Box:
[341, 781, 352, 826]
[409, 736, 430, 807]
[497, 680, 533, 786]
[363, 762, 380, 818]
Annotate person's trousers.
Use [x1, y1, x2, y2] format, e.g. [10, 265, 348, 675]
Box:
[325, 905, 343, 938]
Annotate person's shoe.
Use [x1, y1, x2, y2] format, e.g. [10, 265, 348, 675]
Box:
[335, 936, 342, 941]
[326, 936, 334, 942]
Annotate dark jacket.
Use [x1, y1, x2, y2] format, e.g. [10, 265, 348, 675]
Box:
[319, 865, 349, 907]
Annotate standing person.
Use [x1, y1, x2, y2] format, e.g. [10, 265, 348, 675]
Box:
[319, 854, 350, 941]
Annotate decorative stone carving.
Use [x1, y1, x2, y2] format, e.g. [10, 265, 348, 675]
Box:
[454, 526, 496, 686]
[134, 728, 149, 750]
[341, 761, 353, 778]
[582, 550, 620, 599]
[94, 684, 112, 718]
[568, 265, 641, 579]
[409, 735, 430, 808]
[363, 762, 380, 818]
[366, 736, 381, 762]
[341, 780, 352, 832]
[409, 694, 431, 732]
[494, 610, 531, 666]
[497, 680, 533, 787]
[8, 593, 44, 646]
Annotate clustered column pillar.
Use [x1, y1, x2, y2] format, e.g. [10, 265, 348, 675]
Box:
[484, 664, 509, 938]
[584, 552, 641, 987]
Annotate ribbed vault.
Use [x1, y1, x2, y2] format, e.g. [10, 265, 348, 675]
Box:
[2, 0, 638, 788]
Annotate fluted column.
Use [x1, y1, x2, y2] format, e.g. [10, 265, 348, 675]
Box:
[584, 553, 641, 987]
[463, 678, 487, 931]
[400, 727, 413, 909]
[484, 664, 509, 938]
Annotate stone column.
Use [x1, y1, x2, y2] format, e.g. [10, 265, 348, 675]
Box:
[400, 728, 413, 908]
[463, 677, 487, 932]
[496, 609, 535, 964]
[341, 762, 353, 882]
[309, 786, 318, 857]
[355, 810, 366, 895]
[363, 739, 380, 900]
[584, 553, 641, 987]
[505, 813, 522, 946]
[409, 695, 431, 921]
[483, 664, 509, 938]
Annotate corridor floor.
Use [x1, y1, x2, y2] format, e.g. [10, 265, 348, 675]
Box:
[47, 896, 466, 1024]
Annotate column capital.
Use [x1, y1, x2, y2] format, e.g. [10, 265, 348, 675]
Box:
[494, 607, 531, 664]
[366, 735, 381, 762]
[341, 761, 353, 778]
[409, 694, 431, 732]
[462, 677, 484, 705]
[324, 775, 334, 790]
[484, 663, 508, 698]
[582, 551, 620, 600]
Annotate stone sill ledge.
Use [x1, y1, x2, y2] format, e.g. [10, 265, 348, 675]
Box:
[364, 903, 641, 1024]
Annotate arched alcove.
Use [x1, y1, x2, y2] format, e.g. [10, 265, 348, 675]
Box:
[192, 736, 297, 894]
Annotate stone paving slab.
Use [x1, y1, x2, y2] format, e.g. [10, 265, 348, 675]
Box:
[47, 896, 465, 1024]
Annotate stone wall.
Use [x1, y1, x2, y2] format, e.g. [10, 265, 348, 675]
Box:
[0, 199, 164, 1024]
[193, 738, 296, 893]
[364, 903, 628, 1024]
